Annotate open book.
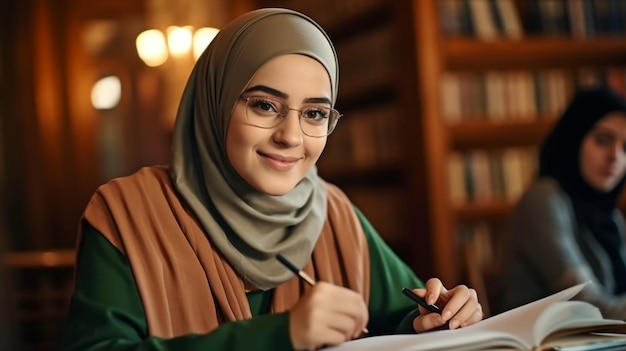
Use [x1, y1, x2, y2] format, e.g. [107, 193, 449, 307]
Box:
[327, 282, 626, 351]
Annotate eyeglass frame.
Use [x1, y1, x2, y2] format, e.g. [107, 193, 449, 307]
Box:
[240, 95, 342, 137]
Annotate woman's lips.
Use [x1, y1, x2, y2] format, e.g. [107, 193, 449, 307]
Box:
[259, 152, 300, 171]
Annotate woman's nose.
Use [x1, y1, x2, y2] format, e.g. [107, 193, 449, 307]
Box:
[608, 143, 622, 162]
[272, 111, 303, 146]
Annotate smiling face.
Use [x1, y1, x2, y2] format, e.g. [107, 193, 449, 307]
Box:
[226, 54, 332, 195]
[580, 112, 626, 192]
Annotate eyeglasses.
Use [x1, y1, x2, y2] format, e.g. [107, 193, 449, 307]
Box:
[241, 95, 342, 137]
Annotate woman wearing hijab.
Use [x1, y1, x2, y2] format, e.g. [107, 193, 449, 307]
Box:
[61, 8, 482, 351]
[497, 86, 626, 319]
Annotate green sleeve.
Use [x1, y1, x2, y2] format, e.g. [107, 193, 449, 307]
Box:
[63, 207, 424, 350]
[61, 222, 294, 351]
[354, 206, 424, 335]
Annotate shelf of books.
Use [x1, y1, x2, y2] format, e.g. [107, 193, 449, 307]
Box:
[241, 0, 626, 288]
[250, 0, 426, 264]
[426, 0, 626, 290]
[4, 249, 75, 351]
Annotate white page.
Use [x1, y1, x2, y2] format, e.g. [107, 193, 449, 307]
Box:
[328, 282, 592, 351]
[325, 328, 523, 351]
[467, 282, 592, 345]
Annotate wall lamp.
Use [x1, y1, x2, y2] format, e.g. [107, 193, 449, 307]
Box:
[135, 26, 219, 67]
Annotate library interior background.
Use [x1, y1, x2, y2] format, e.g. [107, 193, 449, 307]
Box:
[2, 0, 626, 349]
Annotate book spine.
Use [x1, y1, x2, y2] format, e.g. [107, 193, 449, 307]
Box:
[467, 0, 500, 39]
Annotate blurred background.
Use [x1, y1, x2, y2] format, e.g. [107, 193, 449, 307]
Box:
[0, 0, 404, 349]
[3, 0, 626, 349]
[0, 1, 250, 349]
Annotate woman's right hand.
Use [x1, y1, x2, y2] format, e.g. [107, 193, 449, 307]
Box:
[288, 282, 369, 350]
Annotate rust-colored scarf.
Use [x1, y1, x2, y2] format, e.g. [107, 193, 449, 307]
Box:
[80, 166, 370, 337]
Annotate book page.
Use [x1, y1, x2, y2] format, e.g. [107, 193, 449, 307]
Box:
[536, 300, 623, 344]
[543, 332, 626, 351]
[468, 282, 592, 346]
[324, 328, 525, 351]
[327, 282, 601, 351]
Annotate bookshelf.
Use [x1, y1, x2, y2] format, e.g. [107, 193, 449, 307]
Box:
[415, 0, 626, 292]
[238, 0, 436, 276]
[4, 249, 75, 351]
[234, 0, 626, 293]
[445, 38, 626, 70]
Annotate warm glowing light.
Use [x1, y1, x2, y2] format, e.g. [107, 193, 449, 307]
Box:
[135, 29, 168, 67]
[91, 76, 122, 110]
[136, 26, 221, 66]
[193, 27, 220, 60]
[167, 26, 193, 57]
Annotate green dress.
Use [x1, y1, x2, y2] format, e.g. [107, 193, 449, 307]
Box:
[62, 207, 423, 351]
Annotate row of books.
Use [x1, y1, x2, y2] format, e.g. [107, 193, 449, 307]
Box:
[457, 220, 497, 266]
[528, 0, 626, 37]
[335, 23, 397, 101]
[343, 183, 408, 245]
[439, 0, 626, 39]
[447, 147, 538, 205]
[318, 104, 401, 173]
[5, 250, 75, 351]
[259, 0, 386, 31]
[441, 66, 626, 124]
[439, 0, 523, 39]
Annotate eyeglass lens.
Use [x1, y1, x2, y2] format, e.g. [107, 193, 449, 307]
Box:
[244, 96, 340, 137]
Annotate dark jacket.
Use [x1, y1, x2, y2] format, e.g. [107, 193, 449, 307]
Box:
[498, 178, 626, 320]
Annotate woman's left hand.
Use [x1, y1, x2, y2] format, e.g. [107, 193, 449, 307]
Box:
[410, 278, 483, 332]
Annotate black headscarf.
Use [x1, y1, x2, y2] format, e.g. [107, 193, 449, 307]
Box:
[539, 86, 626, 294]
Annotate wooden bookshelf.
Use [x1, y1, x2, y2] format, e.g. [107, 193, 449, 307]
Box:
[445, 37, 626, 70]
[233, 0, 626, 290]
[4, 249, 75, 268]
[414, 0, 626, 288]
[4, 249, 75, 351]
[449, 119, 555, 150]
[230, 0, 437, 277]
[454, 201, 513, 222]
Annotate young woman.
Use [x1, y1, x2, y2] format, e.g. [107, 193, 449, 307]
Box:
[498, 87, 626, 319]
[62, 8, 482, 351]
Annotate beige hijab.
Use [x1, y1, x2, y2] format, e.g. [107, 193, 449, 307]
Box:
[170, 8, 339, 290]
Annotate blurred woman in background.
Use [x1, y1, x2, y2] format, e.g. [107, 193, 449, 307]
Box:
[498, 87, 626, 319]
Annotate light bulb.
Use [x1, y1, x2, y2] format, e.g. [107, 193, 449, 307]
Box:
[167, 26, 193, 57]
[91, 76, 121, 110]
[193, 27, 220, 60]
[135, 29, 168, 67]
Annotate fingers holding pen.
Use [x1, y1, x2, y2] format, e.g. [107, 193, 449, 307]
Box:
[289, 282, 369, 350]
[438, 284, 482, 329]
[407, 286, 447, 332]
[411, 278, 484, 332]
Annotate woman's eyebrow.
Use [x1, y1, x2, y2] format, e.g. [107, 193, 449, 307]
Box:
[243, 85, 331, 105]
[244, 85, 287, 99]
[594, 125, 618, 134]
[304, 97, 332, 105]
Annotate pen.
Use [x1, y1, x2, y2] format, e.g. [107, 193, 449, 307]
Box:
[276, 253, 317, 286]
[401, 287, 442, 314]
[276, 253, 369, 334]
